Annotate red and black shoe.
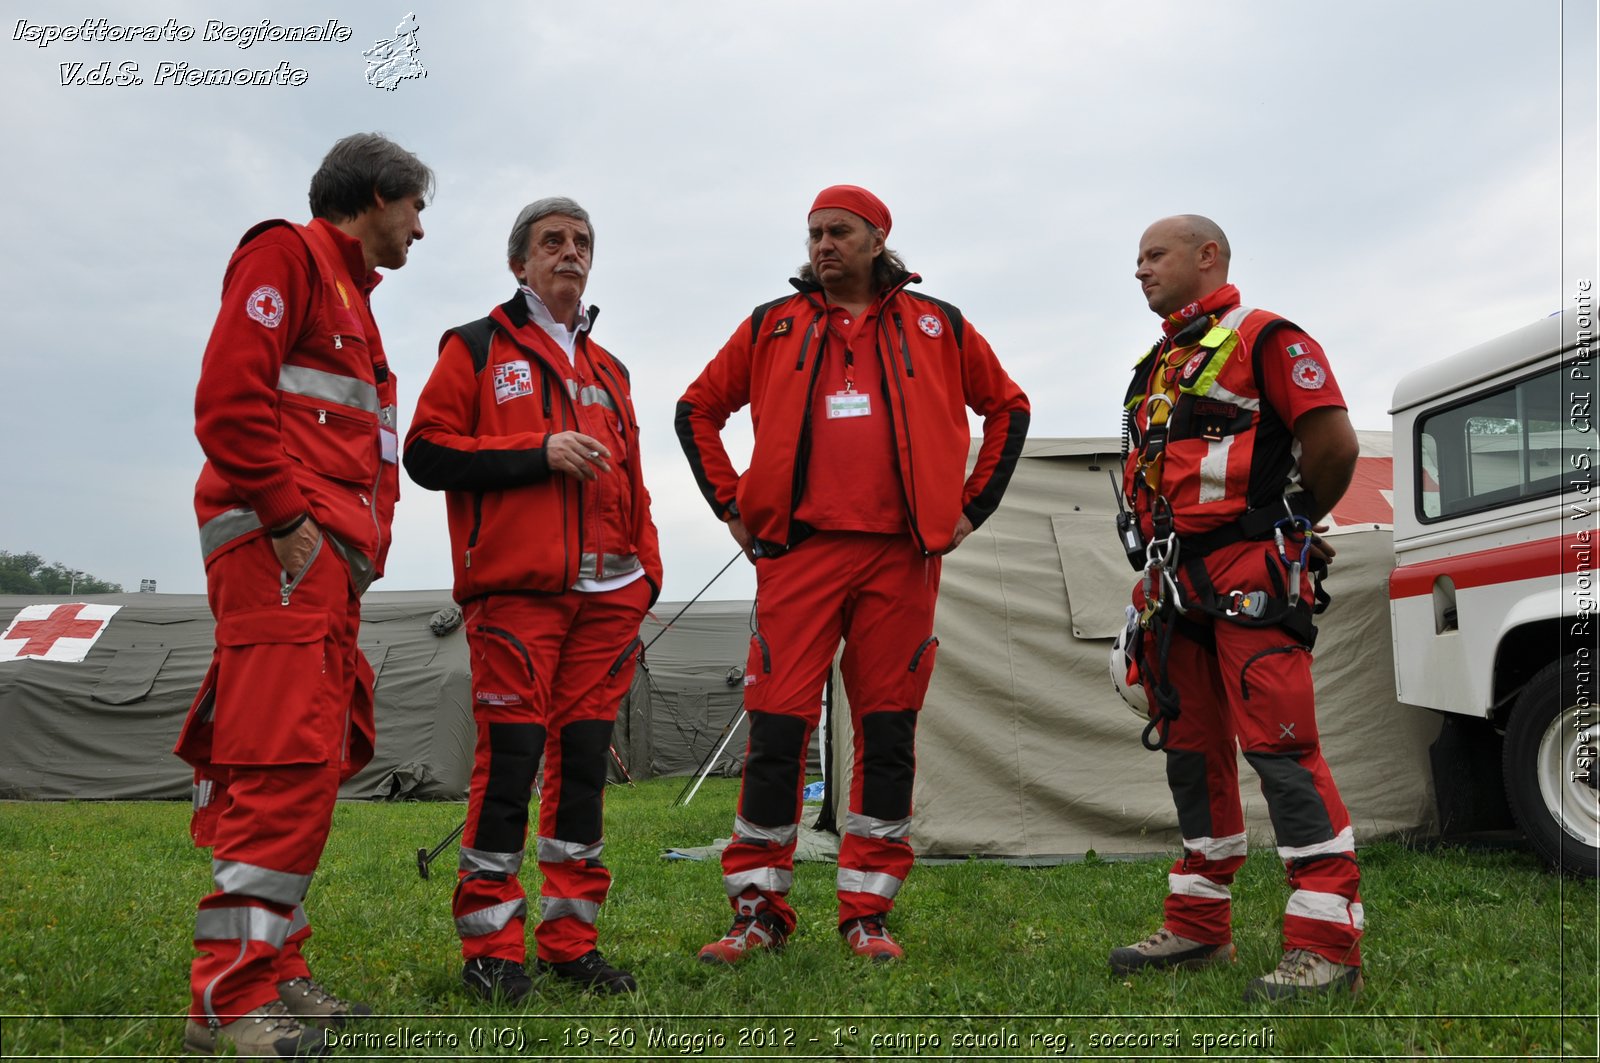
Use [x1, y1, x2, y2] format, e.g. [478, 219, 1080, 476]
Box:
[698, 892, 789, 965]
[840, 915, 903, 963]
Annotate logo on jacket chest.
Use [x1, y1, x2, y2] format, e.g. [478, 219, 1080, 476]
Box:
[493, 359, 535, 404]
[916, 313, 943, 337]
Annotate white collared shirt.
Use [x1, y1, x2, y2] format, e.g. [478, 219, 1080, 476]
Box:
[519, 284, 589, 363]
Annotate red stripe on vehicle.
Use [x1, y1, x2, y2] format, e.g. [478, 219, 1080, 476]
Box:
[1389, 531, 1587, 599]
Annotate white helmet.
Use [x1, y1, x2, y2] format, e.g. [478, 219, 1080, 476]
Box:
[1109, 605, 1150, 718]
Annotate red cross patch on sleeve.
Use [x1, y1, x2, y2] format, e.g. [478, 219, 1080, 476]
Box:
[245, 285, 286, 329]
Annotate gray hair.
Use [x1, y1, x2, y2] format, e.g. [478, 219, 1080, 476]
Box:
[507, 197, 594, 264]
[308, 132, 434, 222]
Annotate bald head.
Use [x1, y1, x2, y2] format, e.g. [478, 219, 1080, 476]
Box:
[1135, 214, 1232, 317]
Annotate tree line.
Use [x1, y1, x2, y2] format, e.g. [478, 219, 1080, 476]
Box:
[0, 551, 122, 595]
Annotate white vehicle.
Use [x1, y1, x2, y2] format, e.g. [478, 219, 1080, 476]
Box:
[1389, 304, 1597, 876]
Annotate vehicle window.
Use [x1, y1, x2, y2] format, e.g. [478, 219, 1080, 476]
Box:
[1417, 364, 1571, 520]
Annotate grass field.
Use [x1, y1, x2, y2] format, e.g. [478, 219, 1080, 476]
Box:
[1, 779, 1596, 1060]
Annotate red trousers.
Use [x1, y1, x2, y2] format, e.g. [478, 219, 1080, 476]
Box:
[453, 579, 648, 964]
[175, 534, 371, 1024]
[722, 532, 941, 929]
[1137, 539, 1362, 965]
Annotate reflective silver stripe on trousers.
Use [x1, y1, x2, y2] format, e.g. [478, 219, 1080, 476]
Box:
[539, 897, 600, 924]
[844, 811, 911, 841]
[836, 868, 904, 899]
[199, 506, 264, 559]
[733, 816, 798, 846]
[460, 846, 525, 876]
[1168, 872, 1231, 900]
[278, 364, 379, 413]
[537, 837, 604, 864]
[1277, 825, 1355, 861]
[724, 867, 793, 896]
[194, 905, 293, 948]
[213, 859, 312, 906]
[287, 904, 309, 937]
[1182, 832, 1249, 861]
[455, 897, 527, 939]
[578, 552, 642, 581]
[1285, 889, 1358, 925]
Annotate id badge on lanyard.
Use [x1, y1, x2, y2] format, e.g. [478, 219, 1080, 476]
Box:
[826, 345, 872, 419]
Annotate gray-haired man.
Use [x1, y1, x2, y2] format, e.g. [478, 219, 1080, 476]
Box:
[405, 198, 661, 1001]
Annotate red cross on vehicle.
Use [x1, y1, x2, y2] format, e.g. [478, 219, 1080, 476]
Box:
[4, 604, 106, 657]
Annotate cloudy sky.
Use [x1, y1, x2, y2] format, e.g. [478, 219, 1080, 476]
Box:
[1, 1, 1594, 605]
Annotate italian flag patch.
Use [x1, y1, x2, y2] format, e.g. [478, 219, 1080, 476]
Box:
[1286, 342, 1311, 357]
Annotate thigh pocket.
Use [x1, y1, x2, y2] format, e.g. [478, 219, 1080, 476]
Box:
[212, 608, 334, 766]
[902, 634, 940, 707]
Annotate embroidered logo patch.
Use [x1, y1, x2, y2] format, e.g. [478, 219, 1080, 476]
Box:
[493, 359, 534, 404]
[770, 316, 793, 337]
[246, 285, 285, 329]
[475, 691, 523, 706]
[1285, 341, 1311, 357]
[1182, 350, 1209, 381]
[1291, 357, 1327, 390]
[917, 313, 943, 337]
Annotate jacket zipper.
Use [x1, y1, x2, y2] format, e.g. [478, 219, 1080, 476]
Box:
[878, 315, 927, 553]
[892, 313, 916, 377]
[465, 492, 484, 569]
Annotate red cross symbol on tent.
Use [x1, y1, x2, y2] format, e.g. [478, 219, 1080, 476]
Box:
[4, 604, 107, 657]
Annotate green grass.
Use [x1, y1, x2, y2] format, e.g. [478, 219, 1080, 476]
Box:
[1, 779, 1596, 1059]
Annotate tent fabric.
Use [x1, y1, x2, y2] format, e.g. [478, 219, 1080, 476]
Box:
[0, 434, 1442, 865]
[898, 433, 1439, 860]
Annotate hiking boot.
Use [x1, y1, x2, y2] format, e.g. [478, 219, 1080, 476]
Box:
[1244, 948, 1363, 1002]
[840, 915, 903, 963]
[1108, 927, 1236, 975]
[183, 999, 329, 1058]
[461, 956, 534, 1004]
[276, 976, 372, 1030]
[698, 901, 789, 965]
[535, 949, 637, 994]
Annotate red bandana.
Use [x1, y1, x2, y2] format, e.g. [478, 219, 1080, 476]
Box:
[1162, 283, 1240, 338]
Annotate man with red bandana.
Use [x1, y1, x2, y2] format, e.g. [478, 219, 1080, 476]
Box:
[177, 133, 432, 1058]
[677, 185, 1029, 964]
[1109, 214, 1364, 1002]
[405, 197, 661, 1000]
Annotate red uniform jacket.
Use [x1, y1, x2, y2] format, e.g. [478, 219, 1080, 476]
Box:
[193, 218, 400, 582]
[404, 293, 663, 605]
[676, 275, 1030, 554]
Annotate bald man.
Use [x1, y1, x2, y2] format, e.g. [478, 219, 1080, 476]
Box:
[1110, 215, 1364, 1002]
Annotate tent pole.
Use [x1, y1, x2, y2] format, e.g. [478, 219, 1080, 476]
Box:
[676, 707, 747, 807]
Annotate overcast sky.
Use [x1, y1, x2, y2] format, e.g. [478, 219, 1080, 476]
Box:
[1, 1, 1595, 605]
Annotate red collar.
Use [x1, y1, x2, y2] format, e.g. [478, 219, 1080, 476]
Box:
[307, 217, 382, 296]
[1161, 283, 1239, 338]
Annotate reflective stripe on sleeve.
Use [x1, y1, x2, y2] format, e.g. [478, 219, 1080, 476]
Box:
[212, 859, 312, 906]
[278, 364, 379, 413]
[199, 506, 264, 559]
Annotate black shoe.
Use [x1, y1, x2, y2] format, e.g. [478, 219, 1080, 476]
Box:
[536, 949, 638, 994]
[461, 957, 534, 1004]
